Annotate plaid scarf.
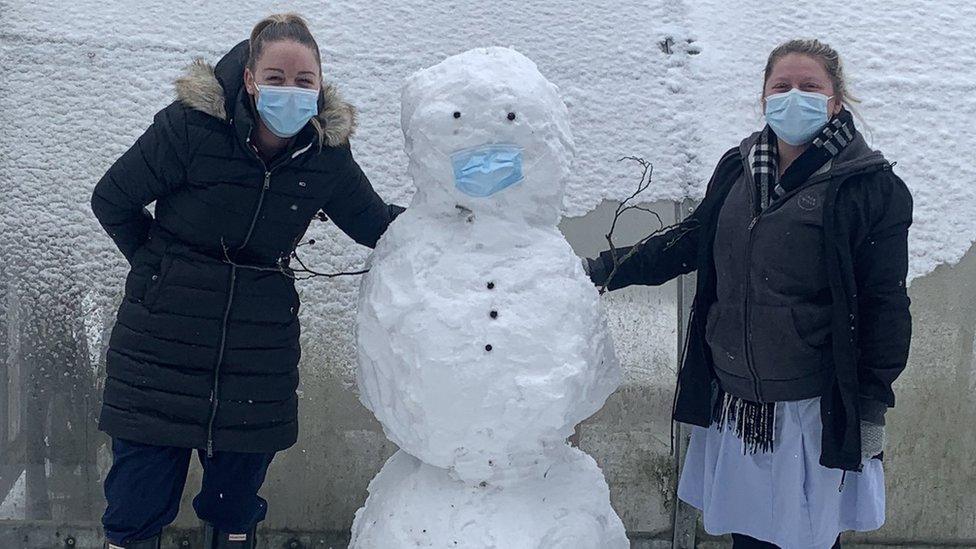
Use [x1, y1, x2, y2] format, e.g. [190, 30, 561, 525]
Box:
[751, 108, 857, 214]
[720, 109, 858, 455]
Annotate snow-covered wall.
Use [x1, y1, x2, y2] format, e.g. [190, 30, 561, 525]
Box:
[2, 0, 975, 543]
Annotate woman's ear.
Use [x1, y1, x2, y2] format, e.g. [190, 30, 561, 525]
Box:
[244, 67, 257, 96]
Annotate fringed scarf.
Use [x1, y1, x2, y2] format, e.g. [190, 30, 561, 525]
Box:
[718, 109, 858, 455]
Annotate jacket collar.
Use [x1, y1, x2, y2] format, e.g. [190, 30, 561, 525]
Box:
[739, 128, 888, 182]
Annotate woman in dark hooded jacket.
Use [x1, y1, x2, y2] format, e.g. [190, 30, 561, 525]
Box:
[586, 39, 912, 548]
[91, 13, 401, 549]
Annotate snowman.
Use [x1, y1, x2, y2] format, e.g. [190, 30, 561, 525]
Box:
[351, 47, 627, 548]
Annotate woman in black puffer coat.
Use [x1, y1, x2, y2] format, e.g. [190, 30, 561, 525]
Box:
[91, 14, 401, 549]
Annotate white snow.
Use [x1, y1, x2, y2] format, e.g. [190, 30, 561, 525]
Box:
[1, 2, 972, 392]
[352, 48, 625, 546]
[350, 447, 629, 549]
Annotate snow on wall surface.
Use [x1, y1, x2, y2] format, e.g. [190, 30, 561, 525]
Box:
[1, 0, 974, 376]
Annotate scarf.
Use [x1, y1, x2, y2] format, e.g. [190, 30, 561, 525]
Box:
[751, 108, 858, 213]
[719, 109, 858, 454]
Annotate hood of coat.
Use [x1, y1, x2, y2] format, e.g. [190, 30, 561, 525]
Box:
[174, 40, 357, 147]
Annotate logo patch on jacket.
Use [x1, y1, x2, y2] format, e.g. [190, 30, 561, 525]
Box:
[797, 193, 818, 211]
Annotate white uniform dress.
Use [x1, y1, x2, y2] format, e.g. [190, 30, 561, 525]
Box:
[677, 397, 885, 549]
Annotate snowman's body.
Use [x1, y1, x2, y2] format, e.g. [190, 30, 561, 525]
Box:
[352, 47, 627, 548]
[359, 208, 617, 483]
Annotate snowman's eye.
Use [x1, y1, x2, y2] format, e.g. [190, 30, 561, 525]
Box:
[507, 112, 517, 121]
[453, 111, 462, 119]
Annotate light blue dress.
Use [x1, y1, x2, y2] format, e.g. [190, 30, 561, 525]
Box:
[677, 397, 885, 549]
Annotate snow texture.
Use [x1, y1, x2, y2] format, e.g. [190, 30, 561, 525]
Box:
[350, 447, 629, 549]
[356, 48, 620, 483]
[2, 1, 973, 396]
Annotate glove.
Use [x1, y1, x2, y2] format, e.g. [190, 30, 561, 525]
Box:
[860, 421, 885, 460]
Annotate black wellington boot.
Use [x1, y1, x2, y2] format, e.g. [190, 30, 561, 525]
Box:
[104, 534, 161, 549]
[203, 522, 257, 549]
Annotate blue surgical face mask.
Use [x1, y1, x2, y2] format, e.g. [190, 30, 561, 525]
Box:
[255, 84, 320, 138]
[450, 144, 525, 198]
[764, 89, 833, 146]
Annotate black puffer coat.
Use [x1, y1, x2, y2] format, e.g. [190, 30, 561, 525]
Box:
[92, 41, 399, 454]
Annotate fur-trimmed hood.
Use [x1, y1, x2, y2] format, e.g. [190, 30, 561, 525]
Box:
[174, 48, 356, 148]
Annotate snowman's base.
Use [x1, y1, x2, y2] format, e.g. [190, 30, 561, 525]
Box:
[349, 446, 628, 549]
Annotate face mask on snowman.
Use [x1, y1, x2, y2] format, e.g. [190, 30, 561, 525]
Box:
[450, 144, 525, 198]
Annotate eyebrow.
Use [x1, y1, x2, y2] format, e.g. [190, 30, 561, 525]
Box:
[262, 68, 285, 74]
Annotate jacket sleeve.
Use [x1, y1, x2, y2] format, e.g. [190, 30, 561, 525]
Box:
[322, 147, 401, 249]
[587, 216, 701, 291]
[587, 149, 738, 291]
[91, 104, 189, 264]
[853, 170, 914, 424]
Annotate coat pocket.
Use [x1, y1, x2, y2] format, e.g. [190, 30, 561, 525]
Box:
[750, 304, 827, 381]
[142, 253, 175, 311]
[704, 303, 746, 376]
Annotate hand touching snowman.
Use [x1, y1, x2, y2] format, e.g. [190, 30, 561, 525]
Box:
[352, 47, 627, 548]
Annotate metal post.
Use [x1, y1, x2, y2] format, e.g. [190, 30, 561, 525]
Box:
[672, 200, 699, 549]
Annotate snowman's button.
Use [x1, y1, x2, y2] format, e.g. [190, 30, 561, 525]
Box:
[485, 344, 493, 352]
[487, 282, 495, 290]
[489, 310, 498, 319]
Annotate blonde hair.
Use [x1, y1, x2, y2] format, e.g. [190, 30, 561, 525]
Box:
[763, 39, 860, 107]
[248, 13, 328, 146]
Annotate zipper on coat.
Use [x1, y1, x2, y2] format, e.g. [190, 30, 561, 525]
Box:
[205, 133, 315, 455]
[207, 169, 269, 456]
[206, 135, 276, 456]
[239, 171, 272, 249]
[740, 160, 766, 403]
[207, 264, 237, 457]
[742, 215, 764, 403]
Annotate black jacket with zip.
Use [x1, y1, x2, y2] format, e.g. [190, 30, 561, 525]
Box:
[91, 41, 400, 453]
[588, 132, 913, 471]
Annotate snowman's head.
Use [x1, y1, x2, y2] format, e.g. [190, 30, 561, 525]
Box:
[401, 47, 575, 225]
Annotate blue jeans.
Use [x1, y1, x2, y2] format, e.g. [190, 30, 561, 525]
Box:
[102, 438, 275, 545]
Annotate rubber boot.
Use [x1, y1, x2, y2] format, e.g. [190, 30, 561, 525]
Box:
[203, 522, 257, 549]
[104, 534, 161, 549]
